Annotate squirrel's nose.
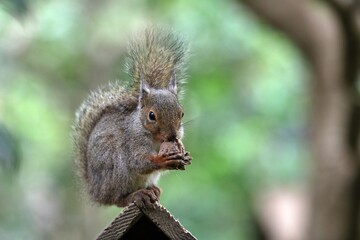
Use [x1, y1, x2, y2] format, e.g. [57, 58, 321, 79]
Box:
[166, 134, 177, 142]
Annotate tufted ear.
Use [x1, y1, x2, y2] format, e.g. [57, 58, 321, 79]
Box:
[167, 72, 177, 94]
[139, 74, 150, 106]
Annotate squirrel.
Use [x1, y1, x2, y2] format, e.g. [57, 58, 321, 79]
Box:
[72, 27, 192, 208]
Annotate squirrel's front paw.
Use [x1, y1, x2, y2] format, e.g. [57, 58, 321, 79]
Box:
[151, 151, 189, 169]
[162, 159, 190, 170]
[150, 151, 182, 163]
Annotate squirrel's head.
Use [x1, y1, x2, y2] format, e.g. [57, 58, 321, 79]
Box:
[138, 75, 184, 143]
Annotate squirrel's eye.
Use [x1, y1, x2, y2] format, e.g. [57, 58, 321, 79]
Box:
[149, 111, 156, 121]
[181, 112, 184, 118]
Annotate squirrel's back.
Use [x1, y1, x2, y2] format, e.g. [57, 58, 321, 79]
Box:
[72, 83, 137, 182]
[72, 27, 188, 183]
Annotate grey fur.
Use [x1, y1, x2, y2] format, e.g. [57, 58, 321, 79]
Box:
[72, 27, 190, 207]
[125, 27, 188, 96]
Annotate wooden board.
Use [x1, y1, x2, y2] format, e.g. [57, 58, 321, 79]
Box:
[97, 202, 197, 240]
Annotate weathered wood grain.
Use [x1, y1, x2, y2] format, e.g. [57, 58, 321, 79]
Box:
[96, 202, 197, 240]
[97, 204, 142, 240]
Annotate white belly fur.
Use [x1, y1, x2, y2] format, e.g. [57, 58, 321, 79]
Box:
[145, 171, 161, 187]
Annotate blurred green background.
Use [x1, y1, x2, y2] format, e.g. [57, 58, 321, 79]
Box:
[0, 0, 310, 239]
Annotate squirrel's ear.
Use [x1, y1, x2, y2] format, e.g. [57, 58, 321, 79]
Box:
[139, 75, 150, 103]
[167, 72, 177, 93]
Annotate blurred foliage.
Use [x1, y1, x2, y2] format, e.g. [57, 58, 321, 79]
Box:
[0, 0, 28, 18]
[0, 123, 20, 172]
[0, 0, 309, 239]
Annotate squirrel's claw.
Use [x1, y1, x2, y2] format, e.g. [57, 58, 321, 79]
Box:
[147, 185, 161, 198]
[183, 151, 192, 163]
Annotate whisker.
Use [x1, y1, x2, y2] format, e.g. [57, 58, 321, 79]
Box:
[181, 117, 199, 126]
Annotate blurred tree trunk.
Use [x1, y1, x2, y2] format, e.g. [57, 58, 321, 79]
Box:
[238, 0, 360, 239]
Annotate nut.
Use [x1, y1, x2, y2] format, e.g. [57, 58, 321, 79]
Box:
[159, 141, 180, 155]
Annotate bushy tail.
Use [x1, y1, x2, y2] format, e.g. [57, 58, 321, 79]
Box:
[125, 27, 189, 95]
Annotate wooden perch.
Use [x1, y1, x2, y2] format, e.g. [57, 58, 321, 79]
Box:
[97, 202, 197, 240]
